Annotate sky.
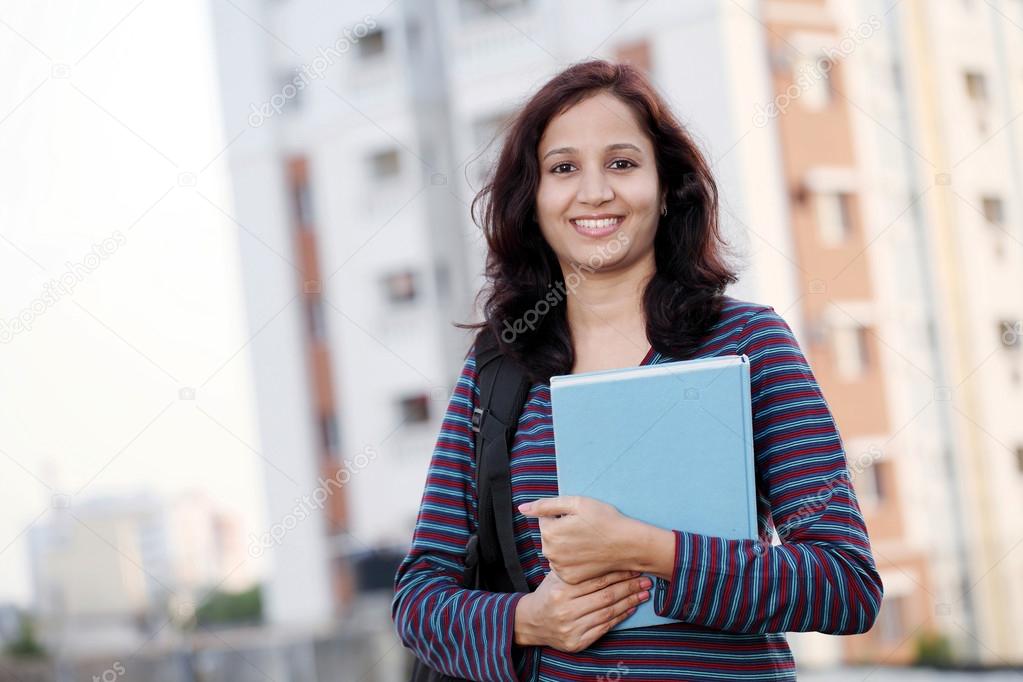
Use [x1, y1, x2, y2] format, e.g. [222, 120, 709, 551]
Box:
[0, 0, 267, 605]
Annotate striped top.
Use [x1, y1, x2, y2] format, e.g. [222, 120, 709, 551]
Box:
[392, 298, 883, 681]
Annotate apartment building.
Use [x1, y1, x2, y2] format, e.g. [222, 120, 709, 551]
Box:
[761, 0, 1023, 665]
[885, 0, 1023, 663]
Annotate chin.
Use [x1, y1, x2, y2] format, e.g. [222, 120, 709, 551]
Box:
[564, 245, 626, 272]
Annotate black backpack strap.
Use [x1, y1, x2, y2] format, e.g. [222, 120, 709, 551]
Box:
[469, 327, 531, 594]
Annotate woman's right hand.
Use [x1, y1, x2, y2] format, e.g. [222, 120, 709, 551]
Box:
[512, 569, 652, 653]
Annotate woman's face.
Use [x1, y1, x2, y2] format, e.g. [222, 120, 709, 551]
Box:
[535, 91, 663, 276]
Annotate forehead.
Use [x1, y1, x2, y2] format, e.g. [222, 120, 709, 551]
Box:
[539, 92, 651, 153]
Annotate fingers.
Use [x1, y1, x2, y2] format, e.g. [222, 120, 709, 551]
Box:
[544, 571, 650, 654]
[578, 582, 647, 633]
[519, 495, 579, 518]
[577, 576, 651, 621]
[572, 570, 642, 597]
[573, 605, 639, 652]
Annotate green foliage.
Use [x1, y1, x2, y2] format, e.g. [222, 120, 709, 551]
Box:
[194, 586, 262, 628]
[4, 616, 46, 659]
[913, 630, 954, 668]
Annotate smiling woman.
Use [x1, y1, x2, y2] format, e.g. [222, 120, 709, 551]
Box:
[392, 60, 882, 682]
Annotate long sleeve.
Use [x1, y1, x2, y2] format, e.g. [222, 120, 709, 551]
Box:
[391, 347, 526, 682]
[651, 307, 884, 635]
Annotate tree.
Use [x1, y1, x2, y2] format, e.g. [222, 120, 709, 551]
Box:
[4, 616, 46, 659]
[194, 586, 262, 628]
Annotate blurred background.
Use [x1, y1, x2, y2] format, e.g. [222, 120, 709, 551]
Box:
[1, 0, 1021, 679]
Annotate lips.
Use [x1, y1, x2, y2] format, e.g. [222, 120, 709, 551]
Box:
[570, 215, 624, 238]
[572, 217, 621, 229]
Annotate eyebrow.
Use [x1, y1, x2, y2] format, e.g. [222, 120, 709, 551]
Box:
[541, 142, 643, 160]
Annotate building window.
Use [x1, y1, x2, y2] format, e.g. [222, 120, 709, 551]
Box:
[357, 28, 386, 59]
[795, 53, 834, 110]
[398, 393, 430, 424]
[981, 196, 1005, 226]
[877, 594, 906, 644]
[964, 71, 989, 133]
[983, 196, 1007, 258]
[287, 157, 314, 228]
[854, 459, 886, 507]
[381, 270, 417, 304]
[434, 262, 450, 301]
[458, 0, 531, 21]
[320, 414, 340, 452]
[1016, 445, 1023, 473]
[276, 70, 303, 112]
[307, 297, 327, 339]
[964, 71, 988, 103]
[832, 324, 870, 379]
[814, 192, 853, 246]
[370, 148, 401, 179]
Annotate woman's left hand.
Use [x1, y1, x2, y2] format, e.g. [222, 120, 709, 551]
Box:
[519, 496, 640, 585]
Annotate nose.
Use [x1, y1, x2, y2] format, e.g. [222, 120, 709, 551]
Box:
[576, 167, 614, 206]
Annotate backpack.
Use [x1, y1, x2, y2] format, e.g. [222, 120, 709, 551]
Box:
[409, 327, 532, 682]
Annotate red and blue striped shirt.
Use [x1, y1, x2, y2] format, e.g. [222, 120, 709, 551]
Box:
[392, 298, 883, 681]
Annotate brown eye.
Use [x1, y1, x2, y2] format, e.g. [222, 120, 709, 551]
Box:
[609, 159, 636, 170]
[551, 163, 575, 174]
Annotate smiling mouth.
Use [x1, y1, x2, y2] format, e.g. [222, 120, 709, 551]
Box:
[570, 216, 624, 229]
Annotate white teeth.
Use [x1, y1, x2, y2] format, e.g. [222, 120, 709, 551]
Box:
[573, 218, 620, 230]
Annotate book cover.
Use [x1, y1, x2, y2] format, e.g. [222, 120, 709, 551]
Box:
[550, 354, 757, 630]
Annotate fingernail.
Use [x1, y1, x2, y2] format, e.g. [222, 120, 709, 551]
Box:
[640, 578, 652, 588]
[631, 571, 642, 577]
[639, 591, 650, 601]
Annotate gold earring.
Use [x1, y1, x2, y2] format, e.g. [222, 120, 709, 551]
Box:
[661, 205, 667, 217]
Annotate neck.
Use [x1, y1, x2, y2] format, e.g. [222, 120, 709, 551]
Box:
[561, 252, 655, 340]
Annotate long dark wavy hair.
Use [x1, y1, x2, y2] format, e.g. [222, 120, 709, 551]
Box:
[460, 59, 738, 384]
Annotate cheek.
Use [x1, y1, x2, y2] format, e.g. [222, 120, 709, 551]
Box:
[535, 183, 570, 244]
[619, 173, 661, 214]
[537, 214, 559, 251]
[535, 179, 567, 218]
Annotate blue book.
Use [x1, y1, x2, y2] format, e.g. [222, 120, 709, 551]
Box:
[550, 354, 757, 630]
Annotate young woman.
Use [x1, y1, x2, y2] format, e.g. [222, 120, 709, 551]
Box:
[392, 60, 882, 681]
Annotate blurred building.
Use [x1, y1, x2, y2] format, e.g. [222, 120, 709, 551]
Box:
[27, 491, 248, 655]
[208, 0, 1023, 668]
[884, 0, 1023, 663]
[761, 0, 1023, 667]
